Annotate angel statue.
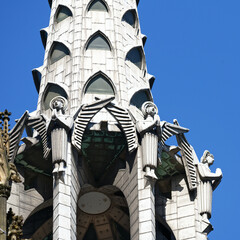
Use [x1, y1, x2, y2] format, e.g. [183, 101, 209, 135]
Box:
[197, 150, 222, 224]
[136, 102, 161, 180]
[47, 96, 73, 175]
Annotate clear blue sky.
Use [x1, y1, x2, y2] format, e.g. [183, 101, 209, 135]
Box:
[1, 1, 239, 239]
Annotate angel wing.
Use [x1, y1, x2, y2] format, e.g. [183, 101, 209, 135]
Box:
[174, 120, 197, 190]
[160, 121, 189, 145]
[8, 111, 29, 162]
[72, 97, 114, 152]
[158, 120, 189, 164]
[27, 115, 50, 159]
[106, 104, 137, 153]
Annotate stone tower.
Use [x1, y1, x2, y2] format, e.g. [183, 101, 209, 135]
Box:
[5, 1, 222, 240]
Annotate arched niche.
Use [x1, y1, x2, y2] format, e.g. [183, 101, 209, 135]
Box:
[126, 46, 144, 70]
[86, 31, 111, 51]
[84, 73, 115, 96]
[87, 0, 108, 12]
[77, 185, 130, 240]
[42, 83, 68, 111]
[49, 42, 70, 65]
[32, 66, 43, 93]
[22, 200, 53, 239]
[130, 89, 153, 110]
[156, 219, 177, 240]
[40, 28, 48, 49]
[55, 5, 73, 23]
[122, 9, 137, 28]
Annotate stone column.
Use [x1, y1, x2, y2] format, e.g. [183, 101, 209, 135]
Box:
[137, 154, 156, 240]
[52, 143, 80, 240]
[0, 186, 10, 240]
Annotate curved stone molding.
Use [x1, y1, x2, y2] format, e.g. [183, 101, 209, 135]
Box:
[122, 9, 138, 28]
[40, 27, 48, 49]
[87, 0, 109, 13]
[55, 5, 73, 24]
[141, 34, 147, 46]
[32, 66, 43, 93]
[125, 46, 145, 70]
[48, 41, 71, 65]
[85, 30, 112, 52]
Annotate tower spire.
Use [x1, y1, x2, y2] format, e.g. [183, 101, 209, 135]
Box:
[5, 1, 222, 240]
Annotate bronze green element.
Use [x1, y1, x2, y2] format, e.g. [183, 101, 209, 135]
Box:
[156, 151, 184, 180]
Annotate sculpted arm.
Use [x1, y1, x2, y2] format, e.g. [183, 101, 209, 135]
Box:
[197, 164, 222, 180]
[136, 117, 159, 136]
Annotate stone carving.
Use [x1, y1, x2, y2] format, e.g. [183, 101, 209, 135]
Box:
[8, 111, 29, 163]
[27, 115, 50, 159]
[106, 104, 137, 153]
[7, 208, 23, 240]
[72, 98, 114, 152]
[0, 111, 21, 198]
[48, 96, 73, 174]
[72, 97, 137, 153]
[197, 150, 222, 225]
[174, 119, 197, 190]
[159, 120, 189, 154]
[136, 102, 161, 180]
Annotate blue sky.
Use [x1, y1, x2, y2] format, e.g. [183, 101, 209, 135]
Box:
[1, 1, 239, 239]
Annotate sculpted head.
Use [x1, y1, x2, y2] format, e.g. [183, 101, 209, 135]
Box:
[141, 102, 158, 118]
[201, 150, 214, 166]
[50, 96, 68, 114]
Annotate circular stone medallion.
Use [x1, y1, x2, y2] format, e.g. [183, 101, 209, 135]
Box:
[78, 192, 111, 215]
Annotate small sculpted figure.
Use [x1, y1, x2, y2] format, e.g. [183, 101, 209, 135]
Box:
[48, 96, 73, 175]
[197, 150, 222, 223]
[137, 102, 161, 180]
[0, 134, 9, 187]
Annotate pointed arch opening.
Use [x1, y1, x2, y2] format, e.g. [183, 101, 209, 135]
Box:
[86, 32, 111, 51]
[130, 89, 153, 110]
[126, 47, 144, 69]
[49, 42, 70, 64]
[88, 0, 108, 12]
[42, 84, 68, 110]
[85, 73, 115, 96]
[122, 9, 137, 28]
[55, 5, 73, 23]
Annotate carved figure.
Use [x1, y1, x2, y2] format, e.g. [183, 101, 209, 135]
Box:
[7, 208, 23, 240]
[137, 102, 161, 180]
[0, 111, 21, 197]
[197, 150, 222, 223]
[48, 96, 73, 175]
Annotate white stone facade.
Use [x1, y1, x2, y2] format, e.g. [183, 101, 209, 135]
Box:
[6, 1, 222, 240]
